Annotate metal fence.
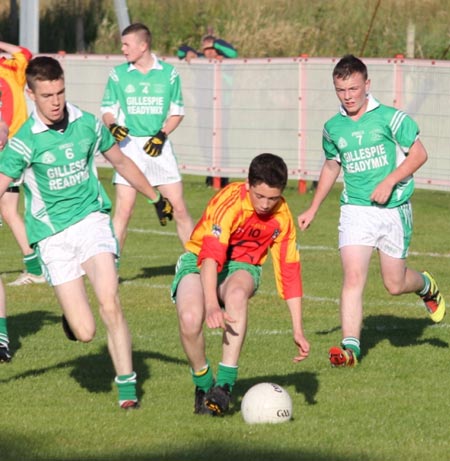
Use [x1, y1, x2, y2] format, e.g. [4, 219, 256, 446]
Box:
[48, 54, 450, 191]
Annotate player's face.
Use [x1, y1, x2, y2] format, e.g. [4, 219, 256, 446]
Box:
[121, 33, 147, 63]
[202, 39, 220, 60]
[27, 78, 66, 125]
[333, 72, 370, 119]
[247, 182, 283, 217]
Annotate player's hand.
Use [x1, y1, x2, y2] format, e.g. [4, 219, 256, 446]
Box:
[152, 193, 173, 226]
[109, 123, 129, 142]
[297, 208, 316, 231]
[370, 178, 395, 205]
[205, 306, 235, 330]
[292, 332, 310, 363]
[143, 130, 167, 157]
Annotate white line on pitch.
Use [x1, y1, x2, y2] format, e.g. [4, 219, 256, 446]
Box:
[128, 229, 450, 258]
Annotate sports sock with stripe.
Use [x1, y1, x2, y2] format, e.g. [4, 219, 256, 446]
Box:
[24, 251, 43, 276]
[417, 273, 431, 297]
[0, 317, 9, 347]
[342, 337, 361, 359]
[191, 362, 214, 392]
[115, 372, 138, 403]
[216, 362, 238, 391]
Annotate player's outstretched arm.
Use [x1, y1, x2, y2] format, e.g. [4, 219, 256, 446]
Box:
[286, 297, 310, 363]
[104, 144, 160, 201]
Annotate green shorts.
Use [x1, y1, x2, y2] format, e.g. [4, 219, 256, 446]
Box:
[171, 252, 262, 302]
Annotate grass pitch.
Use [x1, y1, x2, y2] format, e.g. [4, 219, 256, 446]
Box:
[1, 170, 449, 461]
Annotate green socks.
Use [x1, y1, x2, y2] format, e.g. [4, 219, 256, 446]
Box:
[0, 317, 9, 346]
[216, 363, 238, 391]
[115, 372, 138, 403]
[191, 362, 239, 392]
[191, 363, 214, 393]
[24, 251, 43, 276]
[342, 337, 361, 359]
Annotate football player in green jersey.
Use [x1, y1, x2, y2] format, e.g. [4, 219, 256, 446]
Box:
[101, 23, 194, 251]
[298, 54, 445, 367]
[0, 119, 11, 362]
[0, 56, 172, 408]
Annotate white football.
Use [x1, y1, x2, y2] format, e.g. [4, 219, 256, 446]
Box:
[241, 382, 293, 424]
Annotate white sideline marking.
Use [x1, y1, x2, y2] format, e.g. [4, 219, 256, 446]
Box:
[128, 228, 450, 258]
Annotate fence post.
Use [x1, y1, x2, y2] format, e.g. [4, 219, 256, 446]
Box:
[298, 54, 308, 194]
[212, 62, 223, 190]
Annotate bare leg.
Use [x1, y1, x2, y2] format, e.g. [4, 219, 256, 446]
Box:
[112, 184, 137, 251]
[176, 273, 207, 371]
[218, 270, 255, 366]
[158, 182, 194, 247]
[379, 252, 424, 295]
[83, 252, 133, 375]
[339, 245, 373, 339]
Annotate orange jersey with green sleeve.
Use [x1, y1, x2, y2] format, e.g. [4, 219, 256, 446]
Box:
[0, 47, 32, 136]
[185, 182, 302, 300]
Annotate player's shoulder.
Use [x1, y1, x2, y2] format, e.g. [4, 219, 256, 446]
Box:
[325, 111, 342, 125]
[375, 103, 415, 128]
[110, 62, 129, 77]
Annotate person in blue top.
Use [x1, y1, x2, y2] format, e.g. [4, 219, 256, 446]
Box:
[178, 34, 238, 188]
[178, 34, 238, 63]
[298, 54, 445, 368]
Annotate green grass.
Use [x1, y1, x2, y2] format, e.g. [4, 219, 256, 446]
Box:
[1, 170, 449, 461]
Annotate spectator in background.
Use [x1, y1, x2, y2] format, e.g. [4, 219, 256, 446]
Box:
[101, 23, 193, 251]
[177, 34, 238, 63]
[178, 35, 238, 188]
[0, 40, 45, 286]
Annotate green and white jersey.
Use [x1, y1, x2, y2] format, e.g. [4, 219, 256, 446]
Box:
[0, 102, 115, 245]
[323, 95, 419, 208]
[101, 53, 184, 136]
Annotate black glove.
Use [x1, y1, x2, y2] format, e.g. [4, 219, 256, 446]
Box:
[109, 123, 129, 142]
[151, 193, 173, 226]
[143, 130, 167, 157]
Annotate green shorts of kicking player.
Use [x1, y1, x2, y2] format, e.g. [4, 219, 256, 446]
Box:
[171, 252, 262, 303]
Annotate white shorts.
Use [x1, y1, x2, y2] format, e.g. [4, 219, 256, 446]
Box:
[37, 212, 118, 286]
[114, 135, 181, 187]
[338, 203, 413, 259]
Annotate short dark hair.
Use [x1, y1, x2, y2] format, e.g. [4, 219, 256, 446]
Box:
[248, 153, 288, 190]
[333, 54, 368, 80]
[122, 23, 152, 48]
[26, 56, 64, 91]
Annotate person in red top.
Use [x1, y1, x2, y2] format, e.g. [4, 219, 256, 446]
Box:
[0, 40, 44, 288]
[171, 153, 310, 416]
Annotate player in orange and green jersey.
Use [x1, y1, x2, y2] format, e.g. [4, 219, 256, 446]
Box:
[171, 153, 310, 416]
[0, 42, 32, 136]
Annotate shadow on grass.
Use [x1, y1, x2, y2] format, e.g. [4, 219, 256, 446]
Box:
[360, 314, 448, 358]
[8, 310, 61, 359]
[317, 314, 448, 362]
[232, 371, 320, 413]
[121, 264, 176, 282]
[0, 434, 373, 461]
[0, 344, 186, 401]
